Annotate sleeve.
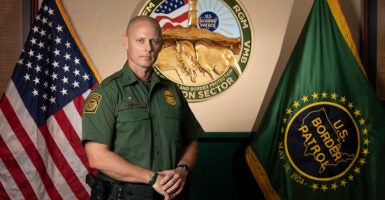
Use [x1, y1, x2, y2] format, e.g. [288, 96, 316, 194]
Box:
[82, 86, 116, 146]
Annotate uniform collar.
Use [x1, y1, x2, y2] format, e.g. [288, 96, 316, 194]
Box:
[121, 61, 166, 87]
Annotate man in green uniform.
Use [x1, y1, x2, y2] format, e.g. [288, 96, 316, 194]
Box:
[82, 15, 204, 200]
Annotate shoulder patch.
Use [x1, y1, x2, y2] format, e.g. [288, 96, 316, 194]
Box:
[84, 93, 102, 114]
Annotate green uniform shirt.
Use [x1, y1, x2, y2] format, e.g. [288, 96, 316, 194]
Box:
[82, 62, 204, 182]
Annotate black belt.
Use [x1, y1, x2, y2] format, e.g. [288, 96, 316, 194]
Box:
[109, 182, 162, 200]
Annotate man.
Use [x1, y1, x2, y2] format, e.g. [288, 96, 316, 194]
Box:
[82, 15, 204, 200]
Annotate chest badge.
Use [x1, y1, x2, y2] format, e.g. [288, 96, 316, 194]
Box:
[164, 90, 177, 106]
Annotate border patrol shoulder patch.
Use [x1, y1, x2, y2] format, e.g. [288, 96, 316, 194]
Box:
[84, 93, 102, 114]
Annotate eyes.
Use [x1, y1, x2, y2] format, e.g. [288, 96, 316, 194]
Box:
[135, 38, 161, 45]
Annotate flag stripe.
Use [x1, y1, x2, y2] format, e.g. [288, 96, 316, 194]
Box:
[0, 172, 11, 200]
[40, 120, 88, 200]
[0, 136, 37, 200]
[0, 93, 61, 199]
[154, 12, 189, 28]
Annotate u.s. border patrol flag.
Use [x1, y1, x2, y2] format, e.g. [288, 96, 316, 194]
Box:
[245, 0, 385, 199]
[0, 0, 100, 199]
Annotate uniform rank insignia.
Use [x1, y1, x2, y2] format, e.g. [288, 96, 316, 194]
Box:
[164, 90, 176, 105]
[84, 93, 102, 114]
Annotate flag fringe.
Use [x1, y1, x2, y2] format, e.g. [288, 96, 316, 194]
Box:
[327, 0, 366, 77]
[55, 0, 102, 83]
[245, 145, 280, 200]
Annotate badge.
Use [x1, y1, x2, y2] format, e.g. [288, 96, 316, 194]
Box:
[164, 90, 177, 106]
[84, 93, 102, 114]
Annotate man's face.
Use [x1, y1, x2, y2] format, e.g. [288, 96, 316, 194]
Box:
[123, 20, 163, 70]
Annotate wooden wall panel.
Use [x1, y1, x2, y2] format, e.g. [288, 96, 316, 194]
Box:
[0, 1, 22, 97]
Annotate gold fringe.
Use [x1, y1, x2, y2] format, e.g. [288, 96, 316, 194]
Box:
[327, 0, 367, 78]
[55, 0, 102, 83]
[245, 146, 281, 200]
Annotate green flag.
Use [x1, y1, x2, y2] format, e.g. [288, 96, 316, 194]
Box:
[245, 0, 385, 199]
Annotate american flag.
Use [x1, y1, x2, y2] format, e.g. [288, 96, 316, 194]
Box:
[0, 0, 100, 199]
[151, 0, 189, 29]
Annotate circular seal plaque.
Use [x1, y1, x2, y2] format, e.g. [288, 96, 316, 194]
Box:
[138, 0, 252, 102]
[279, 91, 369, 191]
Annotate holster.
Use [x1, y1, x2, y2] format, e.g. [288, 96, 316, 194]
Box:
[86, 173, 110, 200]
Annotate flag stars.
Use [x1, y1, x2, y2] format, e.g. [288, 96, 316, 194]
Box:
[41, 17, 48, 24]
[65, 41, 71, 48]
[292, 101, 300, 108]
[363, 138, 370, 145]
[359, 118, 366, 125]
[36, 53, 43, 61]
[348, 102, 354, 109]
[48, 8, 54, 16]
[28, 50, 35, 57]
[35, 65, 42, 72]
[26, 62, 32, 69]
[37, 41, 45, 48]
[17, 59, 24, 65]
[39, 29, 46, 37]
[49, 96, 56, 104]
[340, 96, 347, 103]
[82, 73, 90, 81]
[362, 148, 369, 156]
[32, 26, 39, 33]
[30, 37, 37, 45]
[311, 92, 318, 99]
[50, 84, 57, 92]
[60, 88, 68, 95]
[62, 76, 69, 84]
[33, 77, 40, 85]
[54, 37, 62, 44]
[331, 183, 338, 190]
[286, 108, 292, 115]
[282, 117, 287, 123]
[359, 158, 367, 165]
[73, 69, 80, 76]
[353, 167, 361, 174]
[362, 128, 368, 135]
[24, 73, 31, 81]
[52, 61, 60, 68]
[63, 64, 70, 72]
[64, 53, 71, 60]
[41, 104, 47, 112]
[321, 91, 328, 98]
[32, 89, 39, 96]
[74, 57, 80, 65]
[56, 25, 63, 32]
[354, 109, 361, 117]
[53, 49, 60, 56]
[321, 185, 328, 191]
[340, 179, 347, 187]
[51, 72, 58, 80]
[330, 92, 338, 100]
[348, 175, 354, 181]
[43, 81, 49, 88]
[311, 184, 318, 190]
[72, 81, 80, 88]
[301, 95, 309, 102]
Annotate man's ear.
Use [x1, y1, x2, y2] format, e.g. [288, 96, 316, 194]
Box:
[122, 35, 129, 50]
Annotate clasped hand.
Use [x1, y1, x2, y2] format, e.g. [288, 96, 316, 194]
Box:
[152, 168, 188, 200]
